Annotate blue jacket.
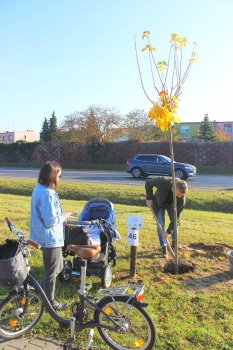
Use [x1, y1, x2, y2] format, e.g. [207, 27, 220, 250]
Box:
[30, 184, 66, 248]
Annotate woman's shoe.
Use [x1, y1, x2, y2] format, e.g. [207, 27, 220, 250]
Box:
[50, 299, 69, 311]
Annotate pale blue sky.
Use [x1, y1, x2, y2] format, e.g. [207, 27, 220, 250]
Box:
[1, 0, 233, 132]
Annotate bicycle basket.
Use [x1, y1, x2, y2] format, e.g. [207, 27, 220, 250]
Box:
[0, 240, 28, 287]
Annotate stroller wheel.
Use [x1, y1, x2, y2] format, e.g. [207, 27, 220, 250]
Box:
[101, 265, 112, 288]
[59, 260, 72, 283]
[108, 257, 116, 267]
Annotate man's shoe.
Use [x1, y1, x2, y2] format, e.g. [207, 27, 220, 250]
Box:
[171, 240, 176, 250]
[161, 246, 167, 258]
[171, 241, 182, 250]
[50, 299, 69, 311]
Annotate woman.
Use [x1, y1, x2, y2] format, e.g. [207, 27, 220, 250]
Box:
[30, 161, 74, 310]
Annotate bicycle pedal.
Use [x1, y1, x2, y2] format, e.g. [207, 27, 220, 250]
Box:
[63, 337, 75, 350]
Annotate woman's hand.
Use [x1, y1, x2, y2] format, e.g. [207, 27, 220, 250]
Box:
[65, 212, 75, 221]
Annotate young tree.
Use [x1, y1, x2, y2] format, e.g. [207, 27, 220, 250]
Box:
[137, 31, 197, 273]
[40, 118, 50, 142]
[195, 114, 218, 142]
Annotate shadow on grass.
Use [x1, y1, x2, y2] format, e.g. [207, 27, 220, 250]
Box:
[183, 272, 233, 291]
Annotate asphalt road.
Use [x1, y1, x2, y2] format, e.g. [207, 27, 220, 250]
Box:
[0, 167, 232, 189]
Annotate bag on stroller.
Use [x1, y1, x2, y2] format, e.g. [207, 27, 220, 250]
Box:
[59, 197, 120, 288]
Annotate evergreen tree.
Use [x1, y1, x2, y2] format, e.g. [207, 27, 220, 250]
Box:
[40, 118, 50, 142]
[49, 111, 58, 135]
[40, 112, 58, 142]
[195, 114, 218, 142]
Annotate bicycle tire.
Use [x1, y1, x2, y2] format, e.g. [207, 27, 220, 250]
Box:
[0, 287, 44, 339]
[95, 296, 156, 350]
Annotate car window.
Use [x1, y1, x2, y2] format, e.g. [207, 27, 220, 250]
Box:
[136, 155, 154, 162]
[154, 156, 163, 163]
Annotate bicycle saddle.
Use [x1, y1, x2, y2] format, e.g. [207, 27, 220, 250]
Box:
[66, 244, 101, 259]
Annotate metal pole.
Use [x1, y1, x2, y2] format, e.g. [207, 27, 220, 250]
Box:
[168, 126, 179, 274]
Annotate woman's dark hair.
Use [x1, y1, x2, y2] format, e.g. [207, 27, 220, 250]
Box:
[38, 161, 61, 189]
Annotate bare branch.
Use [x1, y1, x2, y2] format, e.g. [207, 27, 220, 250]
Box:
[134, 35, 154, 104]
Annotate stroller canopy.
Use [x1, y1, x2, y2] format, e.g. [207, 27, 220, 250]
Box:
[79, 197, 120, 243]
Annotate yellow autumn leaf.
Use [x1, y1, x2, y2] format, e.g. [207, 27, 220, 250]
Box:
[141, 44, 156, 52]
[156, 274, 170, 283]
[142, 30, 151, 39]
[218, 256, 226, 260]
[170, 33, 180, 42]
[138, 270, 145, 275]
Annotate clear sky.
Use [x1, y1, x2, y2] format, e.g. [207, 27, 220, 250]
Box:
[1, 0, 233, 133]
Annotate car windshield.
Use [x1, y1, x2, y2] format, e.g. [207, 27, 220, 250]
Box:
[161, 155, 171, 162]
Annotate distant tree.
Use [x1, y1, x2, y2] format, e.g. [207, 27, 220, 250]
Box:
[49, 111, 57, 131]
[80, 105, 124, 143]
[123, 109, 155, 140]
[195, 114, 218, 142]
[57, 105, 124, 143]
[58, 113, 80, 142]
[40, 118, 50, 142]
[123, 109, 179, 141]
[215, 126, 231, 142]
[40, 111, 58, 142]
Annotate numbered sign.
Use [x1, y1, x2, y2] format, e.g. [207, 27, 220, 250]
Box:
[127, 216, 143, 228]
[127, 229, 139, 246]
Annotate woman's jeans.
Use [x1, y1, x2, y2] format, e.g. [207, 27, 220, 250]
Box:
[156, 203, 175, 247]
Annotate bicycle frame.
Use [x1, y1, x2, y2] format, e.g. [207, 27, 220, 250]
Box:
[19, 260, 146, 333]
[1, 217, 156, 350]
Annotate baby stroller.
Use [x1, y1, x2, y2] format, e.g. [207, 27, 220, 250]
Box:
[59, 197, 120, 288]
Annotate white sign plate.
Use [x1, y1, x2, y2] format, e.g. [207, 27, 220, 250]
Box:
[127, 229, 139, 246]
[127, 216, 143, 228]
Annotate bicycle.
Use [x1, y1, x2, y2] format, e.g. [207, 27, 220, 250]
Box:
[0, 217, 156, 350]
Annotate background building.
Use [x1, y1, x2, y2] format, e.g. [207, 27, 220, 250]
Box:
[0, 130, 40, 143]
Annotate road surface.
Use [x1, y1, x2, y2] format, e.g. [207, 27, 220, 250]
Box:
[0, 167, 232, 189]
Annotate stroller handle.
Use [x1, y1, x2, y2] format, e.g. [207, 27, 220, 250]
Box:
[67, 219, 100, 226]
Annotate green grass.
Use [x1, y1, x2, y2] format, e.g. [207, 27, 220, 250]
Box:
[1, 162, 233, 175]
[0, 180, 233, 349]
[0, 177, 232, 213]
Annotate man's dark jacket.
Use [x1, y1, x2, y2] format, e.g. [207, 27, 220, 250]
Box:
[145, 177, 186, 235]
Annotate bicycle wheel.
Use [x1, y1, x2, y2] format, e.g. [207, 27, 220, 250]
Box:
[0, 288, 44, 339]
[95, 296, 156, 350]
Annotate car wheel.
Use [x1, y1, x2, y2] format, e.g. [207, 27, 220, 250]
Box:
[132, 167, 142, 178]
[175, 169, 186, 180]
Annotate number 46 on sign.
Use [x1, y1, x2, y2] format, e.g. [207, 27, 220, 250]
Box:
[127, 216, 143, 246]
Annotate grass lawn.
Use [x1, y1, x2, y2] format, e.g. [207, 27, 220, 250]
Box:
[0, 179, 233, 349]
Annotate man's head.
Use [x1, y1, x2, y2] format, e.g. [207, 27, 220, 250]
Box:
[174, 180, 188, 198]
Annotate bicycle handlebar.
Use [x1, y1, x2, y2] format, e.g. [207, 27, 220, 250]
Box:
[5, 217, 41, 249]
